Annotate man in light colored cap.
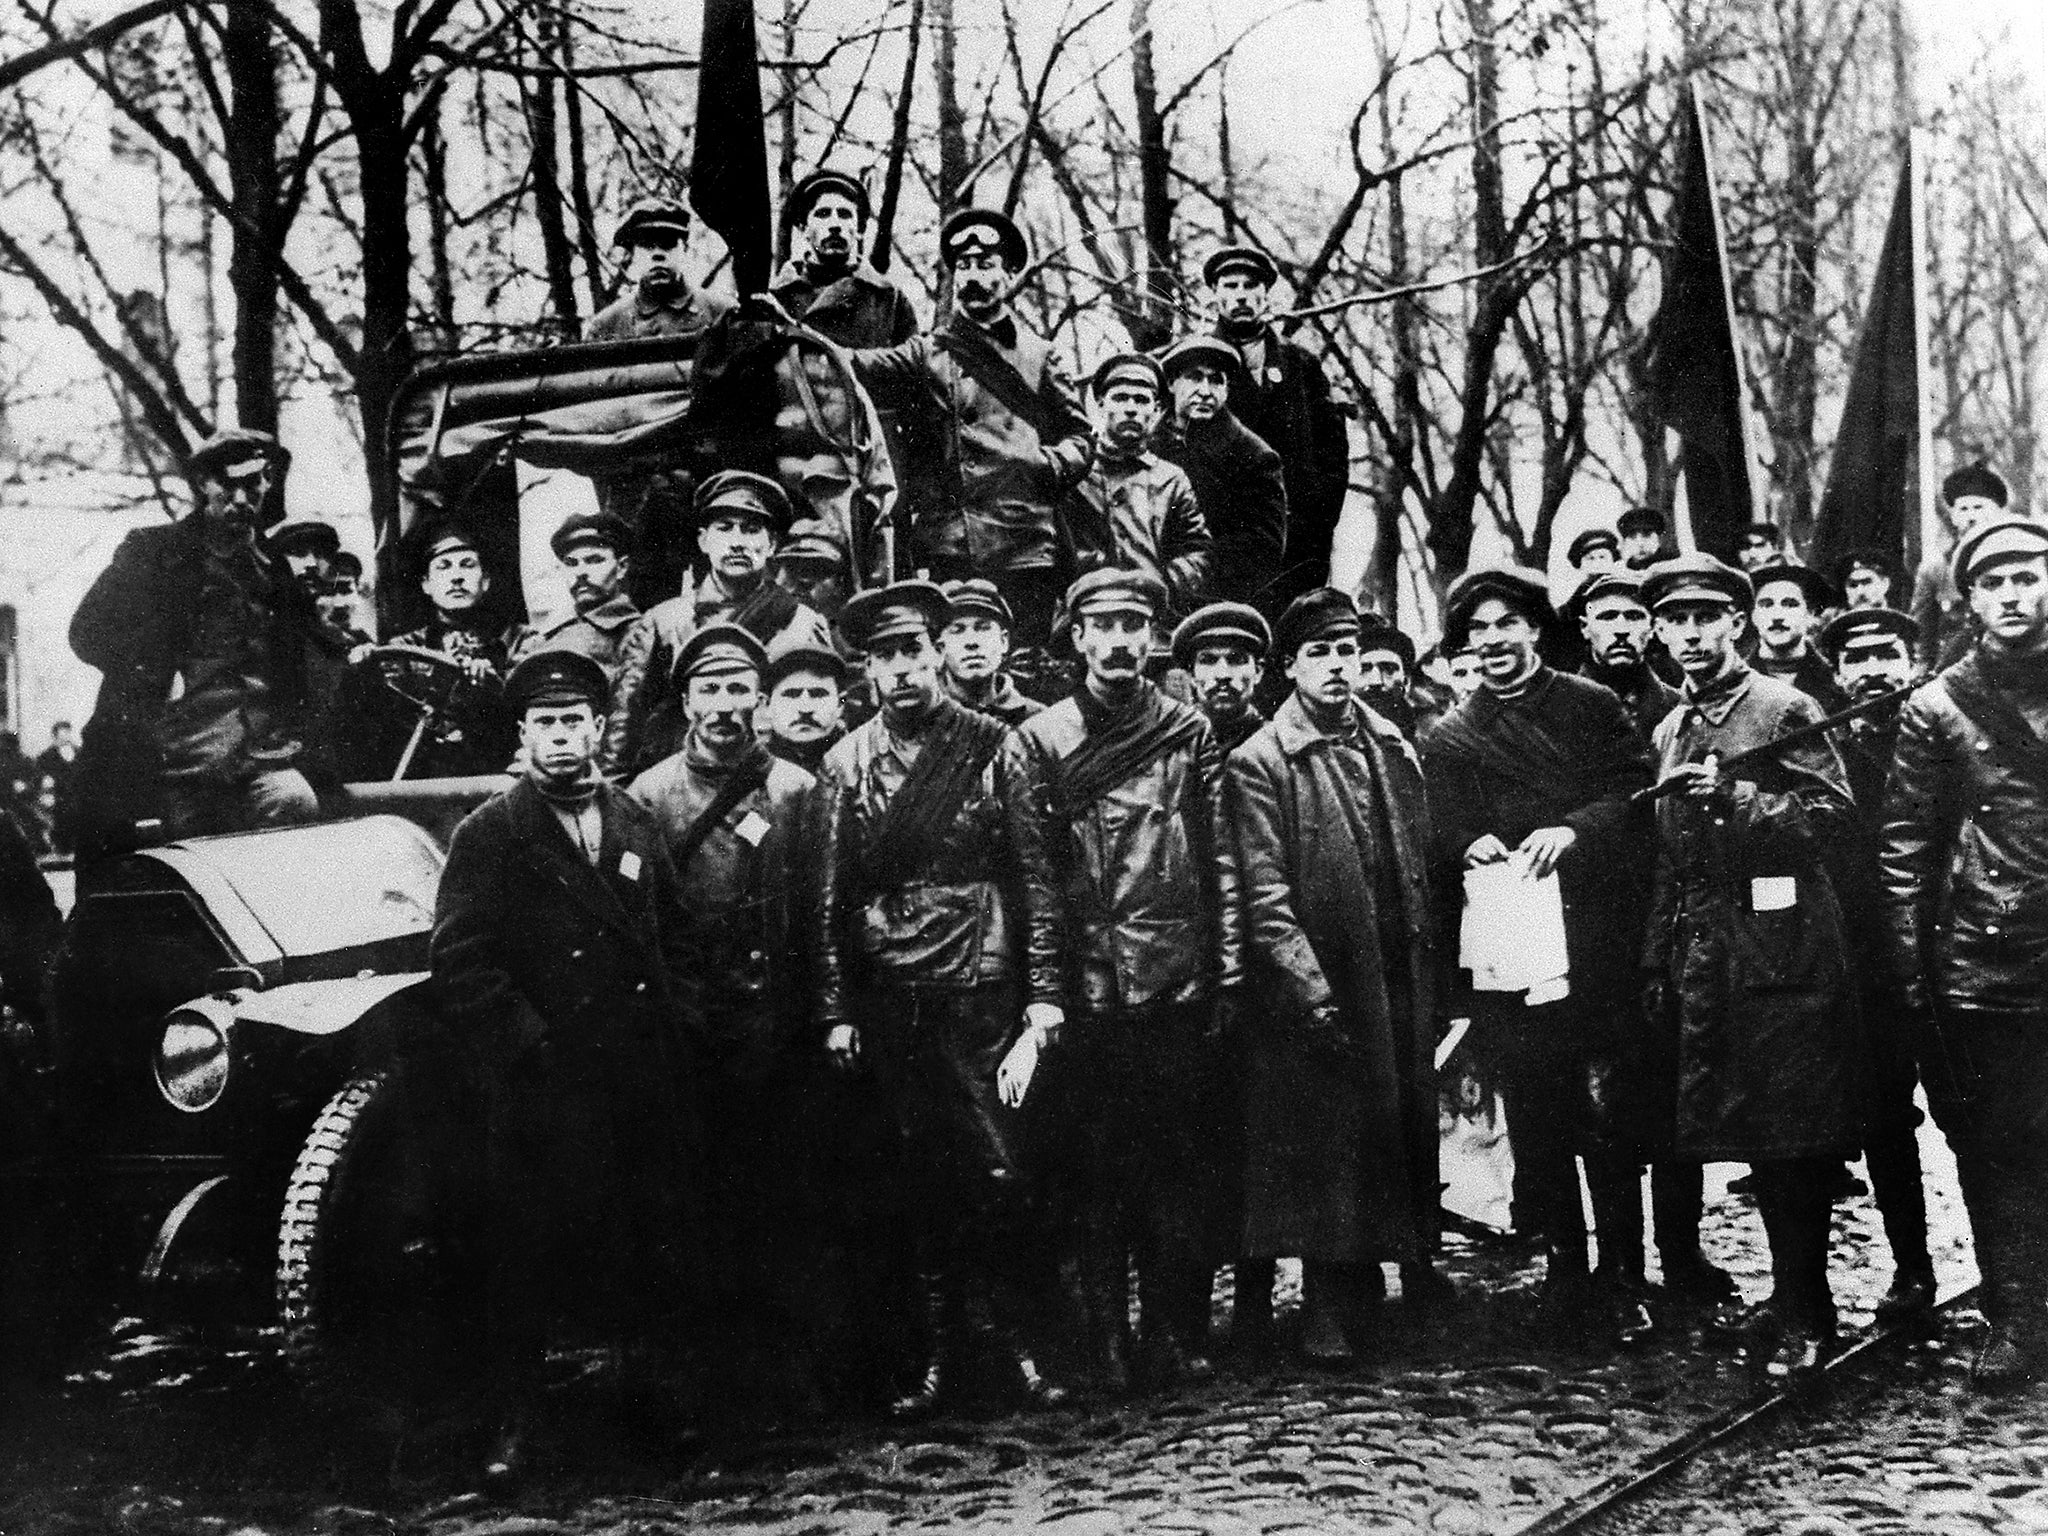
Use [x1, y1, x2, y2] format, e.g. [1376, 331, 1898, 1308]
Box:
[1156, 336, 1288, 614]
[1203, 245, 1346, 611]
[1642, 549, 1858, 1379]
[813, 577, 1067, 1416]
[761, 633, 847, 773]
[1884, 514, 2048, 1389]
[938, 578, 1040, 727]
[1170, 601, 1270, 753]
[508, 511, 642, 688]
[627, 620, 826, 1419]
[770, 168, 919, 350]
[1001, 565, 1234, 1393]
[586, 196, 733, 343]
[1228, 586, 1445, 1364]
[1424, 566, 1661, 1350]
[1070, 352, 1212, 617]
[606, 470, 831, 780]
[849, 210, 1095, 650]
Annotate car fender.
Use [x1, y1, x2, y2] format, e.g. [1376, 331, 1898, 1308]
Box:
[231, 973, 432, 1036]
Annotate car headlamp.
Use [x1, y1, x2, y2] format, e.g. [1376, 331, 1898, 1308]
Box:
[154, 996, 238, 1113]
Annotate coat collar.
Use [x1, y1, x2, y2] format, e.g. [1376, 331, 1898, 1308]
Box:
[770, 258, 892, 300]
[1273, 690, 1373, 757]
[1681, 658, 1755, 727]
[573, 592, 641, 634]
[505, 777, 645, 945]
[1461, 664, 1556, 724]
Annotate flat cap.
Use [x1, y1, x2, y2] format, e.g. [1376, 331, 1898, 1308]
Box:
[189, 427, 289, 479]
[504, 648, 611, 715]
[942, 577, 1014, 630]
[1817, 605, 1920, 665]
[1202, 245, 1278, 288]
[1064, 566, 1167, 620]
[771, 517, 847, 570]
[1274, 587, 1362, 659]
[940, 207, 1028, 270]
[838, 579, 950, 653]
[1356, 613, 1416, 671]
[1441, 565, 1555, 651]
[550, 510, 633, 559]
[675, 621, 767, 681]
[1748, 559, 1840, 612]
[788, 168, 869, 224]
[268, 519, 340, 560]
[1952, 517, 2048, 590]
[765, 633, 850, 688]
[1159, 334, 1243, 382]
[1943, 460, 2010, 508]
[1617, 506, 1667, 537]
[694, 468, 793, 534]
[411, 518, 482, 569]
[1090, 351, 1165, 398]
[1640, 551, 1753, 612]
[1566, 527, 1620, 567]
[1564, 567, 1649, 623]
[613, 197, 691, 246]
[1170, 602, 1271, 667]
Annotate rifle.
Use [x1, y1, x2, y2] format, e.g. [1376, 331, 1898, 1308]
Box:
[1631, 680, 1917, 805]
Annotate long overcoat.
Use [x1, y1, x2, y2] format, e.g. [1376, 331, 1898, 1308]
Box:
[1226, 694, 1441, 1263]
[1645, 665, 1859, 1161]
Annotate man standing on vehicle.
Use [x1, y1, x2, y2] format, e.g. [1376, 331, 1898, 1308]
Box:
[607, 472, 831, 780]
[813, 580, 1065, 1417]
[586, 198, 733, 344]
[849, 208, 1097, 652]
[1155, 337, 1288, 615]
[1002, 569, 1237, 1393]
[432, 648, 702, 1484]
[70, 427, 326, 860]
[769, 169, 920, 348]
[1884, 518, 2048, 1390]
[507, 512, 641, 685]
[630, 624, 826, 1424]
[1070, 354, 1213, 618]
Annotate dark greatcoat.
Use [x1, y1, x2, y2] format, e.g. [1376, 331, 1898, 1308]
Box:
[1155, 410, 1289, 614]
[769, 259, 920, 349]
[1645, 663, 1859, 1162]
[1227, 693, 1441, 1263]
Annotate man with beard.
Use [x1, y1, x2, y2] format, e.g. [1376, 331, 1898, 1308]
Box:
[1423, 568, 1657, 1349]
[629, 624, 824, 1425]
[1911, 462, 2011, 671]
[938, 579, 1041, 727]
[761, 634, 847, 774]
[769, 169, 919, 348]
[432, 649, 700, 1484]
[508, 512, 641, 682]
[268, 519, 341, 596]
[850, 209, 1096, 651]
[1356, 616, 1428, 739]
[1644, 553, 1859, 1378]
[1072, 354, 1212, 617]
[586, 198, 732, 343]
[1749, 562, 1848, 713]
[1003, 570, 1237, 1393]
[1203, 249, 1349, 611]
[814, 581, 1065, 1417]
[1815, 606, 1937, 1335]
[1154, 336, 1288, 615]
[1172, 602, 1269, 753]
[1572, 570, 1681, 736]
[1230, 588, 1445, 1363]
[606, 472, 831, 779]
[1885, 519, 2048, 1389]
[1618, 507, 1668, 570]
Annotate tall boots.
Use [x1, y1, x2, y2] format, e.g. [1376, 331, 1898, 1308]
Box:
[1954, 1151, 2048, 1393]
[1653, 1160, 1737, 1303]
[1864, 1128, 1937, 1330]
[891, 1264, 1068, 1418]
[1750, 1160, 1838, 1377]
[1301, 1260, 1380, 1364]
[1076, 1231, 1133, 1398]
[1588, 1161, 1656, 1348]
[1231, 1257, 1277, 1361]
[890, 1271, 953, 1419]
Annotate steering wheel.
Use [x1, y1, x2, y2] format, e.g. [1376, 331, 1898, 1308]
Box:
[357, 645, 492, 781]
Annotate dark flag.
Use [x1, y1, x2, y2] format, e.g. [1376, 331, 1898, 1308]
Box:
[1644, 82, 1763, 563]
[1811, 143, 1928, 581]
[691, 0, 772, 298]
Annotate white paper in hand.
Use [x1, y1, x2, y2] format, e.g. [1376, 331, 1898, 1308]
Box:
[1460, 864, 1570, 996]
[997, 1028, 1040, 1107]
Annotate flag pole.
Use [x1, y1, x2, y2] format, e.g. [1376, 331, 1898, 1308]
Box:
[1689, 81, 1768, 538]
[1908, 126, 1938, 573]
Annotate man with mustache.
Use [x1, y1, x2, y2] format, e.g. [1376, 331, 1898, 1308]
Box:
[1355, 616, 1427, 740]
[1644, 553, 1858, 1379]
[1173, 601, 1269, 754]
[432, 648, 701, 1483]
[813, 580, 1065, 1417]
[761, 634, 848, 774]
[585, 198, 733, 343]
[606, 472, 831, 779]
[1154, 337, 1288, 615]
[630, 624, 826, 1424]
[1423, 567, 1658, 1349]
[508, 512, 641, 688]
[1885, 518, 2048, 1389]
[1203, 247, 1349, 612]
[1229, 588, 1445, 1364]
[769, 169, 919, 348]
[850, 209, 1096, 652]
[1571, 570, 1680, 738]
[1071, 353, 1212, 618]
[1748, 561, 1848, 713]
[1813, 606, 1938, 1338]
[1002, 569, 1237, 1393]
[938, 579, 1041, 727]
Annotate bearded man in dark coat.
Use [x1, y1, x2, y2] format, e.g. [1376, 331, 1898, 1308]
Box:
[1423, 568, 1656, 1349]
[1643, 553, 1859, 1380]
[1227, 589, 1444, 1364]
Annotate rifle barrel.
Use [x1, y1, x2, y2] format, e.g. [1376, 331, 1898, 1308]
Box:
[1631, 681, 1916, 805]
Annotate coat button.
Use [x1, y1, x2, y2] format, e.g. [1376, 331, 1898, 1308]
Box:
[635, 981, 648, 994]
[570, 948, 585, 960]
[1987, 924, 2000, 935]
[749, 949, 764, 963]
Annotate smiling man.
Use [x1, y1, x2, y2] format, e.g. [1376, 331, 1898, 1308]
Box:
[1424, 566, 1657, 1350]
[1885, 519, 2048, 1391]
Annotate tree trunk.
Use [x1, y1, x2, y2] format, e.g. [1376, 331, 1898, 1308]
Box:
[419, 91, 458, 354]
[524, 14, 580, 339]
[931, 0, 966, 311]
[223, 0, 280, 432]
[871, 0, 923, 272]
[1127, 0, 1174, 349]
[353, 99, 413, 537]
[561, 25, 606, 315]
